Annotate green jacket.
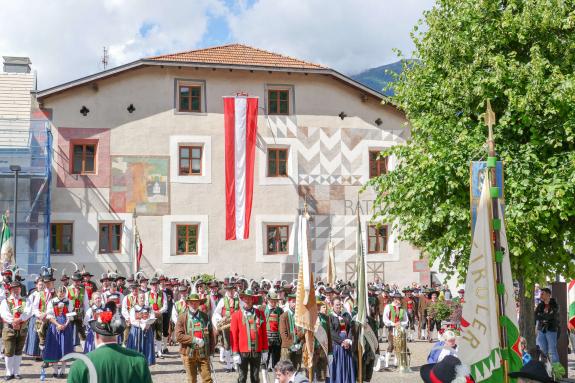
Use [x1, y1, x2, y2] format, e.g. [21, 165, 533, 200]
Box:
[67, 344, 152, 383]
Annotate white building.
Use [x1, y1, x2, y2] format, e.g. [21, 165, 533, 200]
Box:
[36, 44, 431, 285]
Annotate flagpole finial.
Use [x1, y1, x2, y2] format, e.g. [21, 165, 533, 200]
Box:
[484, 99, 496, 155]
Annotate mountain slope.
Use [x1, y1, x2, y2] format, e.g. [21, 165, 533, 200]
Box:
[351, 60, 409, 96]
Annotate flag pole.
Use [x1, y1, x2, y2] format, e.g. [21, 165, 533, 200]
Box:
[356, 200, 363, 383]
[485, 100, 509, 382]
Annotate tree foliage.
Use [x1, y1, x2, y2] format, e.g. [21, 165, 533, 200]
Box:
[370, 0, 575, 284]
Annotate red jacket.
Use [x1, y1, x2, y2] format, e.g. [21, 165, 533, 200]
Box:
[230, 308, 269, 353]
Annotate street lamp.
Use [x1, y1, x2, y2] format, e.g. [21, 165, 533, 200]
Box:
[9, 165, 21, 265]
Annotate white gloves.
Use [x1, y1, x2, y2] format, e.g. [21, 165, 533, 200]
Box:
[261, 351, 268, 363]
[233, 354, 241, 364]
[193, 337, 205, 347]
[344, 339, 353, 347]
[328, 354, 333, 365]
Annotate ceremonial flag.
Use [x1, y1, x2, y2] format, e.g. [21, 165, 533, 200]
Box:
[459, 175, 522, 382]
[568, 281, 575, 328]
[224, 96, 258, 240]
[327, 239, 336, 287]
[0, 213, 14, 265]
[355, 208, 368, 329]
[295, 212, 318, 370]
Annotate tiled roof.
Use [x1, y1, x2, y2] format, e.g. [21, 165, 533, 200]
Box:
[148, 44, 327, 70]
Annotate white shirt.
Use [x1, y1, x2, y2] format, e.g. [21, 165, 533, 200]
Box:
[0, 295, 33, 323]
[382, 303, 409, 328]
[212, 294, 244, 327]
[121, 293, 137, 321]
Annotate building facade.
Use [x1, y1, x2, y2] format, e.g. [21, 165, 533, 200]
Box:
[37, 44, 429, 285]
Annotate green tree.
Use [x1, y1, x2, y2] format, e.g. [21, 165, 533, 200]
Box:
[369, 0, 575, 348]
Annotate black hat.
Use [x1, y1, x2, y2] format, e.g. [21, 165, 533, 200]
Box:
[420, 355, 474, 383]
[42, 274, 56, 282]
[427, 290, 439, 299]
[9, 281, 22, 289]
[508, 361, 556, 383]
[71, 272, 82, 281]
[149, 277, 159, 285]
[88, 301, 126, 337]
[81, 268, 94, 277]
[100, 273, 110, 282]
[60, 274, 69, 281]
[208, 281, 219, 288]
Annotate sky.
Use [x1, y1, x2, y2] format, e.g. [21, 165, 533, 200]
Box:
[0, 0, 435, 90]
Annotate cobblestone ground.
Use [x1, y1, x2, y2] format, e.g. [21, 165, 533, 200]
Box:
[10, 341, 575, 382]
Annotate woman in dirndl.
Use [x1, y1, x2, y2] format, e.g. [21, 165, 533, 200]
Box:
[127, 291, 156, 365]
[329, 297, 356, 383]
[23, 277, 44, 359]
[43, 285, 75, 378]
[83, 291, 104, 353]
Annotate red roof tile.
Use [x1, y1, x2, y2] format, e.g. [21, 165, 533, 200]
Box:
[148, 44, 326, 70]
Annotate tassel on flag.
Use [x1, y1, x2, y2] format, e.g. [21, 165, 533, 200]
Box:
[135, 226, 143, 271]
[224, 96, 258, 240]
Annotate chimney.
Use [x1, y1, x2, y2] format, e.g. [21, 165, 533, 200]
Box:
[3, 56, 32, 74]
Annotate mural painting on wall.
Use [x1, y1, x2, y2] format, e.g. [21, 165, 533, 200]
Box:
[110, 156, 169, 215]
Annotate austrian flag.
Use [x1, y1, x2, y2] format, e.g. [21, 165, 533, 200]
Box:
[224, 96, 258, 240]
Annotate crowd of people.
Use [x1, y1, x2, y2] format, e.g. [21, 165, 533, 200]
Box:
[0, 265, 561, 383]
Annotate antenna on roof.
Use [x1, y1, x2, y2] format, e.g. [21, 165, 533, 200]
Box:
[101, 47, 109, 70]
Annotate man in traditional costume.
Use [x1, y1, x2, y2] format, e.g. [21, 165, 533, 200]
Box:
[264, 291, 283, 370]
[121, 283, 139, 346]
[230, 289, 268, 383]
[67, 272, 88, 345]
[0, 281, 32, 380]
[175, 293, 215, 383]
[145, 277, 167, 358]
[313, 298, 332, 382]
[382, 292, 409, 368]
[402, 287, 419, 342]
[67, 301, 153, 383]
[279, 294, 304, 371]
[212, 282, 240, 372]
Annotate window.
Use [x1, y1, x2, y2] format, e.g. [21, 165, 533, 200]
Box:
[367, 224, 388, 253]
[267, 225, 289, 254]
[267, 148, 288, 177]
[369, 150, 387, 178]
[268, 89, 289, 115]
[176, 224, 199, 255]
[50, 223, 73, 255]
[179, 85, 202, 112]
[99, 223, 122, 253]
[72, 143, 97, 174]
[179, 146, 202, 175]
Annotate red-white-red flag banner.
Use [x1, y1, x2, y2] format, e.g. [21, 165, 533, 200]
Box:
[224, 96, 258, 240]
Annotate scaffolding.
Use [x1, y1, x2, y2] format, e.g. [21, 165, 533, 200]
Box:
[0, 117, 52, 278]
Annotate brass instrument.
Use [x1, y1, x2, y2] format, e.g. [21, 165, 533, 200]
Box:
[393, 325, 412, 373]
[217, 316, 232, 331]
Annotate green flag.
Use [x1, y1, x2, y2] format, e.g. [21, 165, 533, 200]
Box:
[0, 214, 13, 265]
